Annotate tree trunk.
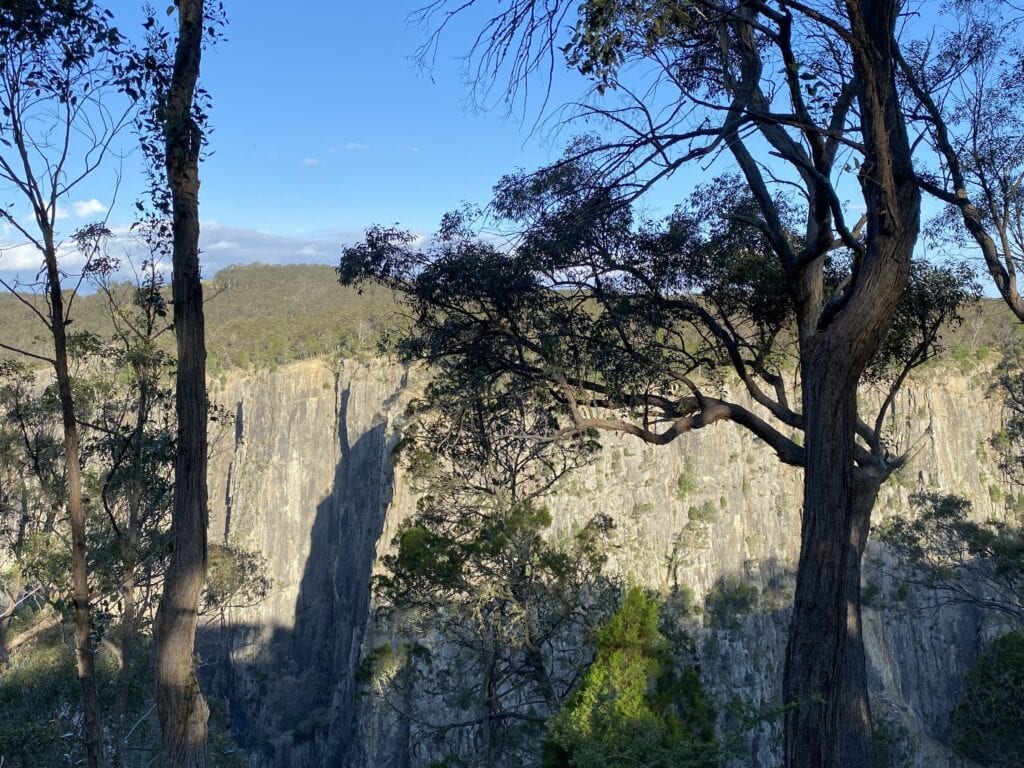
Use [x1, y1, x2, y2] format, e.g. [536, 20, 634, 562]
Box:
[783, 362, 887, 768]
[113, 367, 150, 768]
[0, 568, 22, 668]
[112, 535, 138, 768]
[780, 1, 921, 765]
[153, 2, 210, 766]
[784, 359, 872, 768]
[839, 470, 883, 760]
[42, 234, 104, 768]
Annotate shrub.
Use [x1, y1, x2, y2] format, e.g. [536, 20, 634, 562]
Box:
[676, 465, 697, 502]
[704, 575, 759, 629]
[542, 588, 721, 768]
[951, 631, 1024, 766]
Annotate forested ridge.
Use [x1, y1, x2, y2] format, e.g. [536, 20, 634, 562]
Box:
[0, 264, 396, 373]
[0, 262, 1019, 375]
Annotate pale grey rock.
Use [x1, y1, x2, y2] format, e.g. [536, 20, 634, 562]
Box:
[203, 359, 1007, 768]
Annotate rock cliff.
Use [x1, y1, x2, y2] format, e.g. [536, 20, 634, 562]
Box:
[203, 358, 1010, 767]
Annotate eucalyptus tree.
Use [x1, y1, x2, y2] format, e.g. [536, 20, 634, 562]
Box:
[0, 266, 177, 768]
[0, 3, 133, 764]
[340, 1, 994, 765]
[372, 374, 617, 766]
[83, 253, 177, 768]
[878, 493, 1024, 628]
[129, 1, 223, 765]
[894, 1, 1024, 320]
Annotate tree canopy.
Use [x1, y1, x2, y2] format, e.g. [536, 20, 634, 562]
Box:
[342, 1, 1015, 765]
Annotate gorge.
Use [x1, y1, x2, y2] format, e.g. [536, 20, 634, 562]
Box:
[198, 355, 1008, 768]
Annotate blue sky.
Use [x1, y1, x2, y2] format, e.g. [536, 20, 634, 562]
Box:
[195, 2, 567, 236]
[0, 2, 596, 281]
[138, 1, 588, 271]
[0, 1, 967, 284]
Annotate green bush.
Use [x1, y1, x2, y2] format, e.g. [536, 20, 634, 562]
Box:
[676, 465, 697, 502]
[542, 588, 721, 768]
[704, 575, 759, 629]
[687, 501, 717, 525]
[0, 638, 81, 766]
[861, 581, 881, 608]
[951, 631, 1024, 766]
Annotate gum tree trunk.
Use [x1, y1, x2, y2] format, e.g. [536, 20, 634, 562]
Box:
[784, 357, 876, 767]
[782, 1, 920, 764]
[43, 231, 103, 768]
[152, 1, 209, 765]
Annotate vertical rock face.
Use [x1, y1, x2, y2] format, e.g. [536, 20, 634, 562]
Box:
[205, 360, 411, 767]
[204, 359, 1008, 767]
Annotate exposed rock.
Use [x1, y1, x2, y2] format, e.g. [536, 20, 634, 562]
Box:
[204, 358, 1006, 767]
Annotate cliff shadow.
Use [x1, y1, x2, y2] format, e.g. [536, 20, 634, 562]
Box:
[201, 381, 400, 766]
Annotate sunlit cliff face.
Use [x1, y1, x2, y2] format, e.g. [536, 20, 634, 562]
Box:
[201, 358, 999, 768]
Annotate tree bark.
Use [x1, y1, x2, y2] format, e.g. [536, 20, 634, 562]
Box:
[112, 356, 151, 768]
[111, 533, 138, 768]
[784, 359, 869, 768]
[783, 368, 887, 768]
[152, 2, 210, 766]
[783, 1, 920, 765]
[839, 470, 883, 761]
[42, 231, 104, 768]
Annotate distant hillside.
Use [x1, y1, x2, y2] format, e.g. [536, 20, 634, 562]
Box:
[0, 263, 400, 373]
[202, 263, 398, 372]
[1, 261, 1023, 374]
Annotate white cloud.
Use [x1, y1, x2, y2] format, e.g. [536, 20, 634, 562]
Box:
[205, 240, 240, 252]
[303, 157, 320, 166]
[344, 142, 369, 151]
[0, 239, 82, 272]
[73, 198, 107, 217]
[0, 242, 46, 271]
[41, 203, 69, 221]
[0, 223, 428, 287]
[192, 225, 359, 272]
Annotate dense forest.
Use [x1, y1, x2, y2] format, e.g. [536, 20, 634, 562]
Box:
[3, 1, 1024, 768]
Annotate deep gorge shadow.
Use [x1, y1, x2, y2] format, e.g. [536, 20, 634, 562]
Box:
[201, 381, 398, 767]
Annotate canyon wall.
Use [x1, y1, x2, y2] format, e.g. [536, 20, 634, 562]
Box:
[202, 358, 1009, 767]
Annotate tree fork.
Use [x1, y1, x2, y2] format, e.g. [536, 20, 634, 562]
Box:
[782, 2, 920, 764]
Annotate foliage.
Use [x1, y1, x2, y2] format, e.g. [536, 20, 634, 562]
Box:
[703, 575, 759, 631]
[865, 261, 979, 383]
[0, 0, 132, 289]
[0, 635, 101, 767]
[950, 631, 1024, 766]
[204, 264, 396, 372]
[875, 493, 1024, 626]
[0, 627, 245, 767]
[346, 1, 997, 759]
[379, 377, 606, 610]
[993, 341, 1024, 486]
[0, 264, 398, 374]
[0, 247, 271, 768]
[542, 588, 721, 768]
[341, 159, 975, 474]
[204, 543, 272, 611]
[366, 374, 618, 767]
[904, 3, 1024, 322]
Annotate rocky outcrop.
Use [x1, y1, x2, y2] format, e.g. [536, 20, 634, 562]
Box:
[204, 358, 1009, 767]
